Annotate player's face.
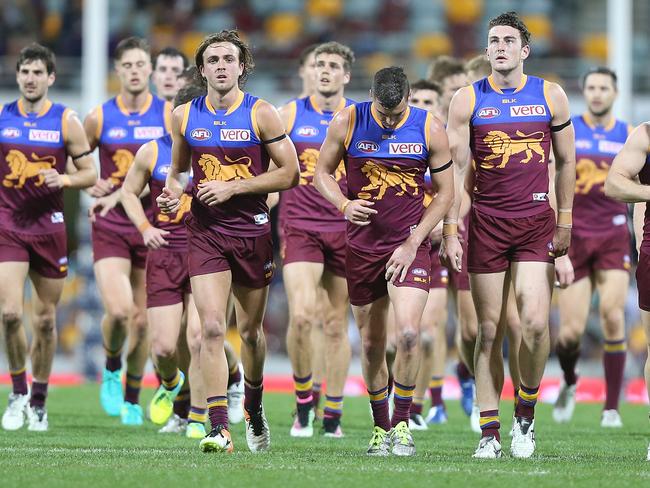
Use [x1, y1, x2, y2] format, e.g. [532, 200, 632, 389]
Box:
[486, 25, 530, 73]
[16, 59, 54, 103]
[409, 89, 440, 115]
[583, 73, 617, 117]
[152, 55, 185, 101]
[372, 96, 409, 130]
[315, 53, 350, 96]
[115, 48, 152, 95]
[299, 51, 317, 95]
[441, 73, 468, 109]
[200, 42, 243, 93]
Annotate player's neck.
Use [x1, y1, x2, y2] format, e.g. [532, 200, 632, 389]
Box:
[312, 90, 344, 112]
[118, 89, 151, 112]
[490, 67, 525, 89]
[19, 95, 49, 114]
[207, 85, 241, 110]
[586, 110, 614, 128]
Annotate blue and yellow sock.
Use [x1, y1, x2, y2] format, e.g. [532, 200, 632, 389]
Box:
[392, 382, 415, 426]
[479, 409, 500, 441]
[515, 384, 539, 419]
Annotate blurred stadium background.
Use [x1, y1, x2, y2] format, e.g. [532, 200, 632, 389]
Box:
[0, 0, 647, 400]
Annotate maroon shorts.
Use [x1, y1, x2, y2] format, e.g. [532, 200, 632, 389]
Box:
[638, 250, 650, 312]
[186, 215, 274, 288]
[92, 223, 148, 269]
[280, 224, 346, 277]
[0, 228, 67, 279]
[146, 248, 191, 308]
[346, 244, 431, 306]
[468, 206, 556, 274]
[569, 228, 631, 281]
[429, 240, 470, 291]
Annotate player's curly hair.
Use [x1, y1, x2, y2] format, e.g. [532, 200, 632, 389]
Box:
[488, 11, 531, 46]
[194, 30, 255, 87]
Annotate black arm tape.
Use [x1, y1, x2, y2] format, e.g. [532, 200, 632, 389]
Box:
[430, 160, 453, 174]
[551, 119, 572, 132]
[71, 149, 93, 161]
[262, 133, 287, 145]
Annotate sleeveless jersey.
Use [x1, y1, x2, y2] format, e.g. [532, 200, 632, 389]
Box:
[640, 152, 650, 253]
[345, 102, 431, 254]
[279, 95, 353, 232]
[94, 93, 171, 232]
[573, 114, 630, 236]
[148, 134, 192, 251]
[183, 91, 270, 237]
[470, 75, 553, 218]
[0, 99, 68, 234]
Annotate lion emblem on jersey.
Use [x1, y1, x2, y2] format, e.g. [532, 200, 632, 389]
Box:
[481, 130, 545, 169]
[109, 148, 135, 185]
[359, 161, 419, 200]
[575, 158, 608, 194]
[3, 149, 55, 189]
[158, 193, 192, 223]
[299, 148, 345, 185]
[198, 154, 254, 183]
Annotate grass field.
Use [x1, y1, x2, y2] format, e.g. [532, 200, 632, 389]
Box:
[1, 385, 649, 488]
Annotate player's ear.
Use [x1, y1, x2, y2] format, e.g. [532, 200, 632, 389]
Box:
[47, 72, 55, 87]
[520, 44, 530, 61]
[343, 70, 350, 85]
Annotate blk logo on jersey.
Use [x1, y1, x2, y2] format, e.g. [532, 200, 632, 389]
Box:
[107, 127, 128, 139]
[220, 129, 251, 142]
[477, 107, 500, 119]
[134, 126, 164, 140]
[356, 141, 379, 153]
[29, 129, 60, 143]
[510, 105, 547, 117]
[191, 128, 212, 141]
[1, 127, 21, 138]
[296, 126, 319, 137]
[389, 142, 423, 155]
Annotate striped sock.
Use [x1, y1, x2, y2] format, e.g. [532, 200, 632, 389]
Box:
[162, 369, 181, 391]
[323, 395, 343, 420]
[312, 382, 322, 410]
[411, 397, 424, 416]
[188, 406, 207, 424]
[227, 363, 242, 388]
[173, 389, 191, 419]
[207, 396, 228, 430]
[293, 373, 313, 408]
[603, 339, 626, 410]
[429, 376, 444, 407]
[29, 381, 48, 408]
[104, 346, 122, 372]
[479, 409, 500, 441]
[392, 382, 415, 426]
[515, 384, 539, 419]
[10, 368, 28, 395]
[368, 386, 391, 431]
[124, 373, 142, 405]
[244, 376, 264, 413]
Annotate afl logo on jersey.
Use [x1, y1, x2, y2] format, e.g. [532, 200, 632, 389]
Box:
[191, 128, 212, 141]
[1, 127, 21, 138]
[477, 107, 501, 119]
[356, 140, 379, 153]
[107, 127, 127, 139]
[296, 126, 319, 137]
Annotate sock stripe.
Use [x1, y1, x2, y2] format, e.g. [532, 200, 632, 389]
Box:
[162, 370, 181, 390]
[10, 367, 26, 375]
[126, 374, 142, 388]
[206, 396, 228, 409]
[368, 387, 388, 403]
[293, 374, 313, 391]
[188, 406, 207, 423]
[429, 377, 444, 388]
[518, 385, 539, 405]
[324, 395, 344, 413]
[393, 383, 415, 399]
[604, 339, 627, 353]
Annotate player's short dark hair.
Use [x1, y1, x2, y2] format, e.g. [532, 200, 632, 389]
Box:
[194, 30, 254, 87]
[488, 11, 531, 47]
[298, 43, 319, 67]
[16, 43, 56, 74]
[582, 66, 618, 90]
[464, 55, 492, 79]
[411, 79, 442, 96]
[174, 82, 207, 108]
[154, 47, 189, 70]
[178, 66, 203, 85]
[314, 42, 355, 73]
[114, 36, 151, 61]
[372, 67, 409, 110]
[426, 56, 465, 84]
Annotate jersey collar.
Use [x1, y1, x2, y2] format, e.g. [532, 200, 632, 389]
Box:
[116, 93, 153, 116]
[17, 98, 52, 117]
[487, 74, 528, 94]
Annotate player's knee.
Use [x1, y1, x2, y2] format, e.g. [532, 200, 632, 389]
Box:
[1, 310, 22, 331]
[601, 307, 624, 336]
[32, 312, 56, 337]
[476, 321, 499, 349]
[522, 317, 548, 343]
[239, 325, 263, 347]
[290, 310, 313, 335]
[202, 318, 226, 342]
[396, 326, 419, 353]
[419, 331, 434, 354]
[106, 308, 131, 329]
[323, 317, 346, 342]
[151, 338, 176, 360]
[460, 323, 478, 344]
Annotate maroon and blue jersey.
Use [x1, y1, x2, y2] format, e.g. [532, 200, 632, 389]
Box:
[182, 91, 271, 237]
[94, 93, 171, 232]
[470, 75, 553, 218]
[345, 102, 432, 254]
[0, 99, 69, 234]
[640, 152, 650, 253]
[573, 114, 630, 236]
[279, 95, 353, 232]
[148, 133, 192, 251]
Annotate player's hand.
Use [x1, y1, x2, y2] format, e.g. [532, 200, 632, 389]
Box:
[157, 187, 182, 214]
[554, 254, 574, 288]
[88, 192, 119, 223]
[344, 200, 377, 226]
[142, 227, 170, 250]
[439, 234, 463, 272]
[385, 239, 418, 284]
[87, 178, 114, 197]
[552, 226, 572, 258]
[197, 180, 236, 206]
[39, 169, 65, 189]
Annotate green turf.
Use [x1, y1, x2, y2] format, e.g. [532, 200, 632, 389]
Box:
[1, 385, 649, 487]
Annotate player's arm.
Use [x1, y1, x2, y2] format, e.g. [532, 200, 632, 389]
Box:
[386, 115, 454, 283]
[82, 107, 114, 197]
[314, 107, 377, 226]
[160, 104, 192, 214]
[605, 123, 650, 203]
[440, 86, 473, 271]
[122, 142, 169, 249]
[265, 103, 294, 208]
[547, 82, 576, 258]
